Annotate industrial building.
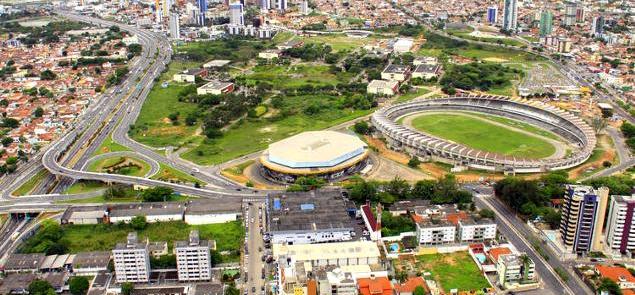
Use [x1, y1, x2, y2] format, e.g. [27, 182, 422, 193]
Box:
[267, 190, 358, 245]
[367, 79, 399, 96]
[196, 81, 234, 96]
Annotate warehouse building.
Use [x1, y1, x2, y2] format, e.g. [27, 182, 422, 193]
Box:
[268, 190, 358, 245]
[184, 201, 241, 225]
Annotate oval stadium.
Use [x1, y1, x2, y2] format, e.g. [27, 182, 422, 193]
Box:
[371, 95, 596, 173]
[259, 131, 370, 183]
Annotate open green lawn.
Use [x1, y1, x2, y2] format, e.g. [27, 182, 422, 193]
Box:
[242, 63, 354, 90]
[87, 156, 151, 177]
[63, 181, 106, 195]
[25, 221, 244, 262]
[150, 163, 205, 185]
[56, 193, 196, 204]
[182, 94, 373, 165]
[13, 170, 48, 196]
[395, 87, 432, 103]
[93, 136, 130, 156]
[299, 34, 377, 52]
[416, 252, 490, 292]
[130, 61, 200, 147]
[409, 113, 556, 158]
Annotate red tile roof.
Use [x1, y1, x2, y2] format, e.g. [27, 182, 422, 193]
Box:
[394, 277, 428, 294]
[362, 204, 378, 231]
[596, 265, 635, 283]
[488, 247, 512, 264]
[358, 277, 392, 295]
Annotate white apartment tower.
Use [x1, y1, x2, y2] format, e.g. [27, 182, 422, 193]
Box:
[502, 0, 518, 32]
[229, 2, 245, 26]
[175, 230, 212, 281]
[169, 12, 180, 39]
[605, 195, 635, 256]
[113, 232, 151, 283]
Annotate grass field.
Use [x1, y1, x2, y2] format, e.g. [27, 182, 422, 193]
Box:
[395, 87, 432, 103]
[63, 181, 106, 195]
[93, 136, 130, 156]
[409, 113, 556, 158]
[130, 61, 200, 147]
[416, 252, 490, 292]
[150, 163, 204, 185]
[242, 63, 354, 90]
[24, 221, 244, 262]
[13, 170, 48, 196]
[298, 34, 378, 52]
[181, 94, 373, 165]
[56, 193, 196, 204]
[87, 156, 151, 177]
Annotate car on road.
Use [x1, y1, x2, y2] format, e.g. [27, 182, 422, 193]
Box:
[252, 287, 256, 293]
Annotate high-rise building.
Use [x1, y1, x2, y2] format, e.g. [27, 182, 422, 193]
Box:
[502, 0, 518, 32]
[229, 2, 244, 26]
[162, 0, 171, 16]
[259, 0, 270, 11]
[559, 185, 609, 254]
[575, 5, 585, 23]
[175, 230, 212, 281]
[300, 0, 309, 15]
[169, 12, 180, 39]
[591, 15, 605, 37]
[563, 1, 577, 26]
[487, 6, 498, 24]
[276, 0, 287, 12]
[539, 10, 553, 36]
[605, 195, 635, 256]
[113, 232, 151, 283]
[197, 0, 207, 26]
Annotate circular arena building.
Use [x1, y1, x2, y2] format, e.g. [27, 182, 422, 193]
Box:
[260, 131, 370, 183]
[371, 94, 596, 173]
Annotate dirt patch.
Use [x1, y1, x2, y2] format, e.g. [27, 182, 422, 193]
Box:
[148, 126, 189, 136]
[259, 126, 277, 133]
[483, 57, 508, 62]
[161, 117, 172, 124]
[568, 135, 616, 180]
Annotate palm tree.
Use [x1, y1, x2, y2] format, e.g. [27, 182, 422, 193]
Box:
[519, 254, 531, 282]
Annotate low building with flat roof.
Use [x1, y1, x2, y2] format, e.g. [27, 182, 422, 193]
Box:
[173, 68, 208, 83]
[61, 205, 106, 225]
[268, 190, 357, 245]
[367, 79, 399, 96]
[108, 202, 185, 223]
[381, 64, 411, 82]
[202, 60, 231, 68]
[184, 200, 241, 225]
[273, 241, 381, 267]
[3, 253, 45, 273]
[196, 81, 234, 96]
[72, 251, 111, 276]
[412, 64, 440, 80]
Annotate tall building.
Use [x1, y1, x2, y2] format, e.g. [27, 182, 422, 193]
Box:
[113, 232, 151, 283]
[276, 0, 287, 12]
[563, 1, 577, 26]
[605, 195, 635, 256]
[169, 12, 180, 39]
[539, 10, 553, 36]
[502, 0, 518, 32]
[487, 6, 498, 24]
[259, 0, 270, 10]
[162, 0, 171, 16]
[591, 15, 605, 37]
[197, 0, 207, 26]
[300, 0, 309, 15]
[229, 2, 244, 26]
[575, 5, 585, 23]
[559, 185, 609, 254]
[175, 230, 212, 281]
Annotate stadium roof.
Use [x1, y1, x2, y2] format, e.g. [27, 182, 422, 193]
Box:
[266, 131, 367, 169]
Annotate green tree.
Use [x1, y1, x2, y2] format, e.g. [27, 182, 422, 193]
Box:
[353, 121, 370, 135]
[39, 69, 57, 80]
[130, 215, 147, 230]
[69, 276, 89, 295]
[33, 107, 44, 118]
[413, 286, 426, 295]
[141, 186, 174, 202]
[597, 278, 622, 295]
[407, 156, 421, 168]
[28, 280, 54, 295]
[121, 282, 134, 295]
[479, 209, 495, 219]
